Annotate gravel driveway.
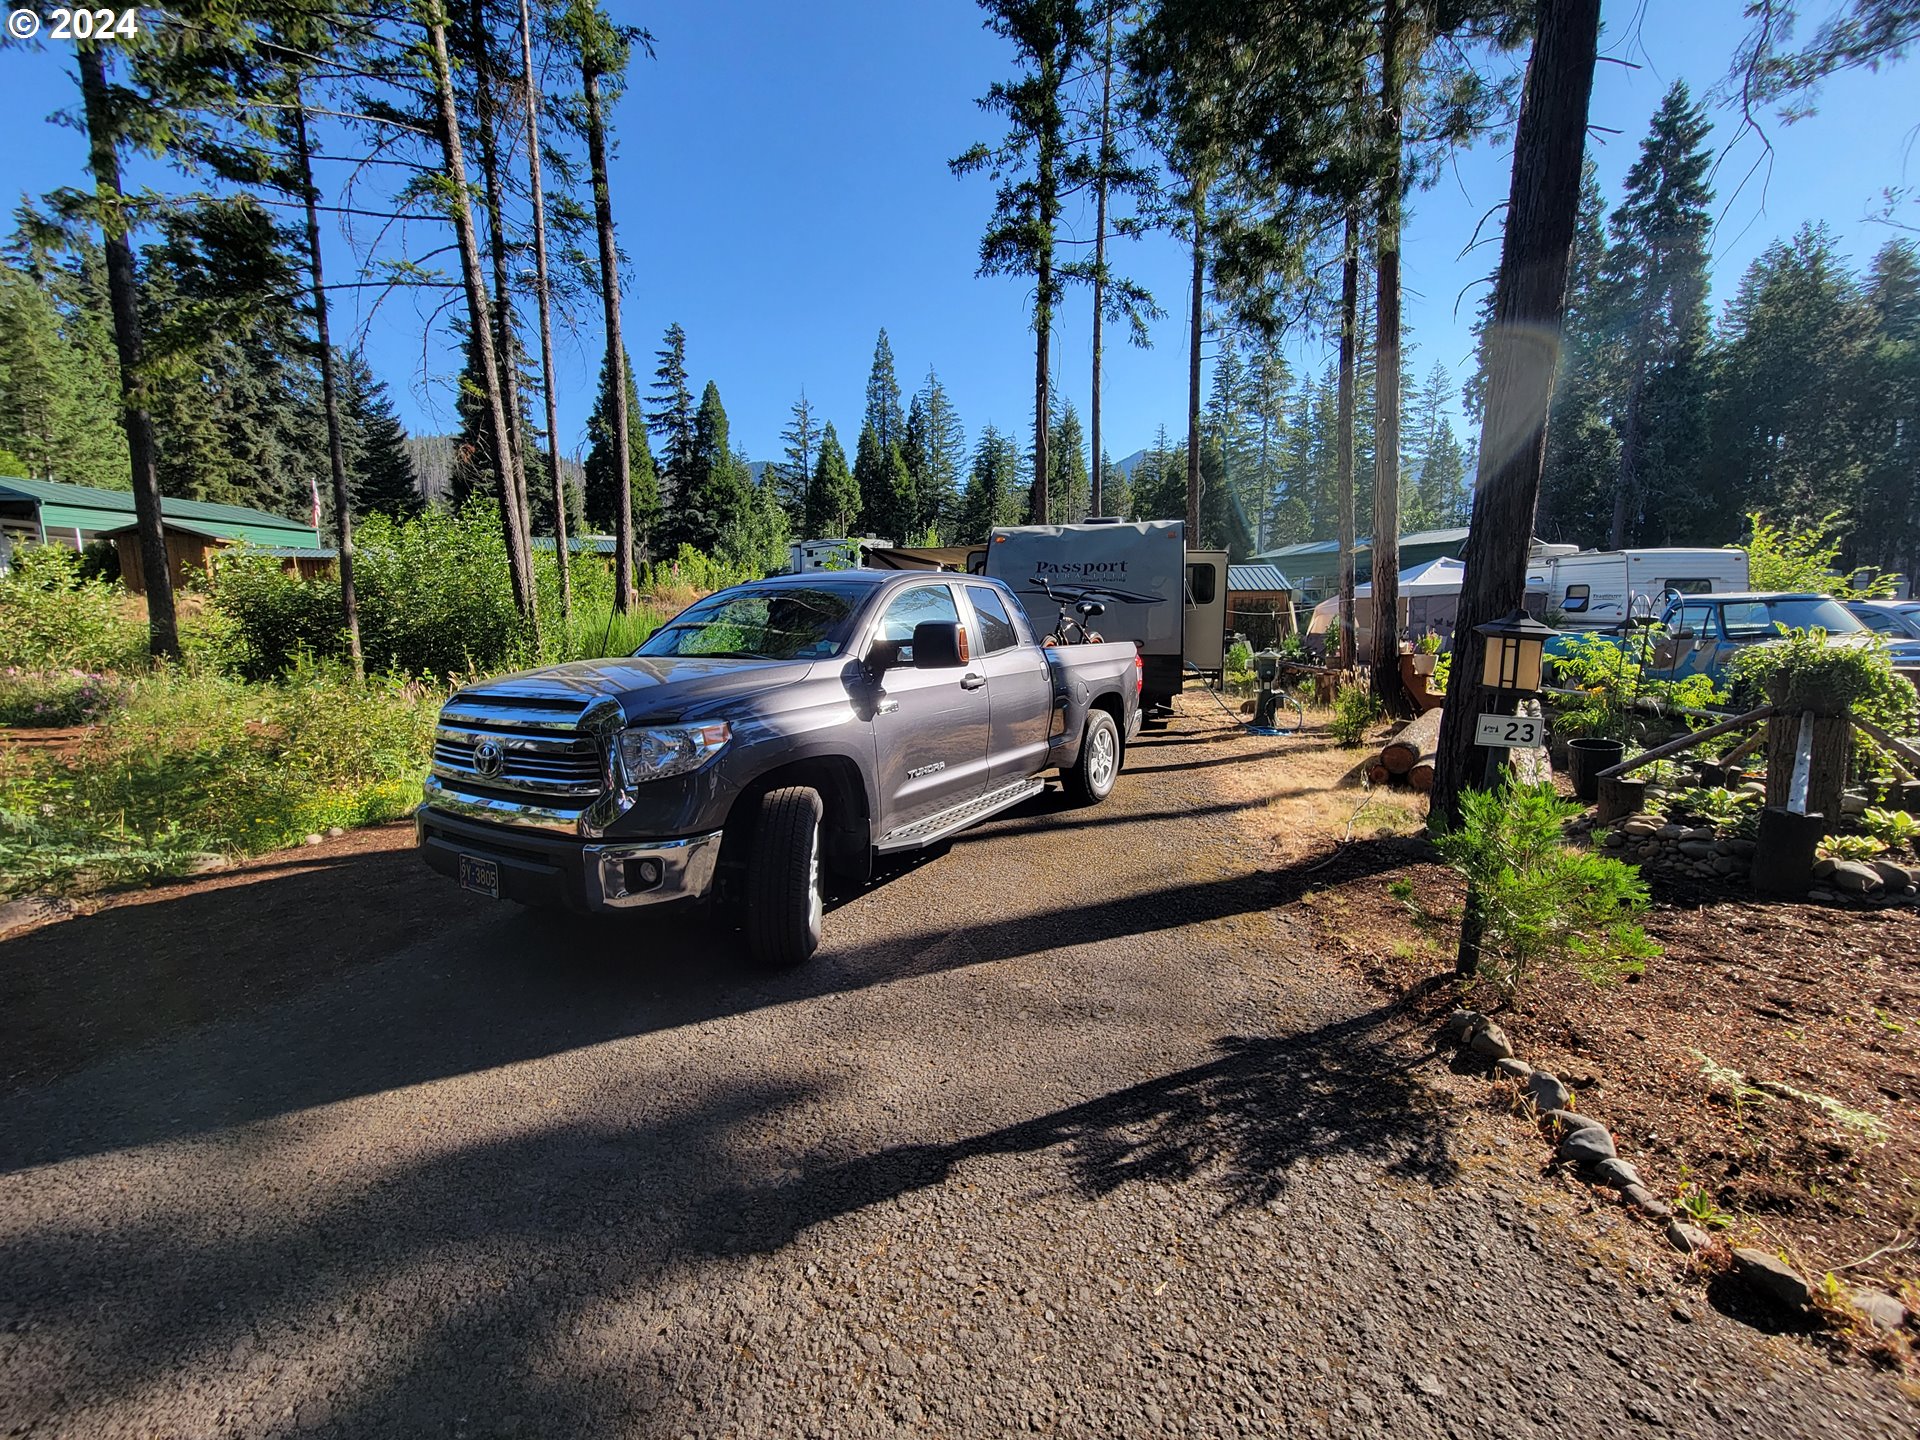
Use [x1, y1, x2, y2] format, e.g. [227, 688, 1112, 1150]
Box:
[1, 709, 1914, 1438]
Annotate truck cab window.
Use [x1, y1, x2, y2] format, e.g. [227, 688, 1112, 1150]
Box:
[965, 585, 1020, 654]
[875, 585, 960, 663]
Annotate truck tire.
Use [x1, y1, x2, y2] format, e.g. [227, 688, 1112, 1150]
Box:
[1062, 709, 1121, 806]
[744, 786, 826, 968]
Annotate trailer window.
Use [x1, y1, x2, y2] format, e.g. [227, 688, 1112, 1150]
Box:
[1186, 563, 1217, 605]
[1562, 583, 1591, 613]
[1663, 578, 1713, 594]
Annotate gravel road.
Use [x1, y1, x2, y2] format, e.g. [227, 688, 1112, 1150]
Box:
[2, 709, 1915, 1438]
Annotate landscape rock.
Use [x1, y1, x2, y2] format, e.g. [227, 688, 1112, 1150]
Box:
[1557, 1126, 1618, 1166]
[1591, 1158, 1641, 1189]
[326, 826, 345, 839]
[1666, 1221, 1713, 1254]
[1848, 1286, 1909, 1334]
[1841, 791, 1869, 815]
[1677, 839, 1717, 859]
[1466, 1020, 1513, 1061]
[1441, 1009, 1482, 1043]
[1621, 817, 1662, 836]
[1830, 860, 1883, 894]
[1683, 827, 1716, 842]
[1731, 1247, 1812, 1311]
[1599, 830, 1626, 849]
[1726, 838, 1758, 858]
[1870, 860, 1915, 892]
[1620, 1183, 1672, 1219]
[1493, 1057, 1533, 1081]
[303, 833, 324, 846]
[1524, 1072, 1571, 1112]
[1812, 857, 1838, 879]
[1711, 856, 1739, 876]
[1656, 823, 1686, 840]
[1543, 1109, 1605, 1135]
[190, 855, 229, 875]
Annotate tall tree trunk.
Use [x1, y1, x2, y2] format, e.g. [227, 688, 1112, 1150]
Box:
[1089, 10, 1113, 519]
[427, 15, 537, 623]
[1186, 183, 1205, 537]
[1336, 207, 1360, 671]
[582, 59, 635, 610]
[77, 43, 178, 660]
[1431, 0, 1601, 828]
[292, 86, 361, 675]
[520, 0, 571, 627]
[1609, 358, 1644, 548]
[468, 0, 535, 597]
[1370, 0, 1407, 714]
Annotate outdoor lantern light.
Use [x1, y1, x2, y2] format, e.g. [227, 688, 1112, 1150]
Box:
[1474, 609, 1555, 695]
[1253, 647, 1281, 686]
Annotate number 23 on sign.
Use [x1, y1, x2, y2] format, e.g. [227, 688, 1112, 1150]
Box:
[1474, 713, 1543, 748]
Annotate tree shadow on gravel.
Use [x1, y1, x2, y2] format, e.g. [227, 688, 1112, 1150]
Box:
[0, 998, 1457, 1436]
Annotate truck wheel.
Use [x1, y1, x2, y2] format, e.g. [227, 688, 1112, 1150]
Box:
[744, 786, 826, 967]
[1062, 710, 1121, 806]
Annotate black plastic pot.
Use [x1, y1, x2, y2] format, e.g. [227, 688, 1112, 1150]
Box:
[1566, 737, 1626, 803]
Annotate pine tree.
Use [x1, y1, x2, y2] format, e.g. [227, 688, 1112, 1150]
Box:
[852, 424, 888, 537]
[340, 350, 420, 519]
[668, 380, 754, 554]
[583, 347, 660, 545]
[1602, 81, 1714, 547]
[647, 321, 696, 506]
[804, 422, 860, 538]
[1047, 398, 1091, 524]
[907, 366, 966, 536]
[775, 390, 818, 522]
[1858, 239, 1920, 578]
[863, 328, 906, 451]
[1534, 162, 1619, 544]
[957, 423, 1024, 542]
[0, 263, 95, 484]
[1099, 447, 1132, 521]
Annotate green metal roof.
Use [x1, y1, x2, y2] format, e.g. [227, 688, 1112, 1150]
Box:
[0, 475, 321, 548]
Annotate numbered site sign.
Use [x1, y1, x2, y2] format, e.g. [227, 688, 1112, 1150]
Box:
[1474, 713, 1544, 748]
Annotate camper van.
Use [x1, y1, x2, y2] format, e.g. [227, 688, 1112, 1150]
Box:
[1524, 547, 1750, 629]
[981, 520, 1228, 710]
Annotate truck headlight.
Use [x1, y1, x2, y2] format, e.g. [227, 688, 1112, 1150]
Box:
[616, 722, 731, 786]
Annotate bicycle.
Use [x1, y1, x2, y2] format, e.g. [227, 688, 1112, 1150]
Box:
[1032, 576, 1109, 645]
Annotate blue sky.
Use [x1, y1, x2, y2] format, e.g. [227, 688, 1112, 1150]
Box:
[2, 2, 1916, 470]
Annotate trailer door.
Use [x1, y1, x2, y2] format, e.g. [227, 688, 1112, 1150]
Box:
[1184, 551, 1228, 675]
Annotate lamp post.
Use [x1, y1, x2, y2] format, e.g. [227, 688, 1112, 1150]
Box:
[1457, 608, 1556, 975]
[1252, 647, 1283, 729]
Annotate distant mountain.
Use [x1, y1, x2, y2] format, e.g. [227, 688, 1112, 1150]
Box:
[1109, 448, 1149, 479]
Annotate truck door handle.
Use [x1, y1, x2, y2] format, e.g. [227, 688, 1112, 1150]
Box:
[876, 698, 900, 714]
[960, 673, 986, 691]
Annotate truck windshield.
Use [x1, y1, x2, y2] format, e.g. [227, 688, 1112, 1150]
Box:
[635, 583, 869, 660]
[1718, 597, 1864, 638]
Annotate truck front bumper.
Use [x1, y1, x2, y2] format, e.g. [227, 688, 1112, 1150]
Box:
[417, 807, 723, 913]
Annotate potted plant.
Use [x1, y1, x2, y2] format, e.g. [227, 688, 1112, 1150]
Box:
[1411, 630, 1442, 676]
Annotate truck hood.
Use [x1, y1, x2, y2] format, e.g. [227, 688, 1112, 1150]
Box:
[458, 655, 820, 721]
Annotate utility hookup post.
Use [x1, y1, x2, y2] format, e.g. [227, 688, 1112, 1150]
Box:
[1455, 610, 1557, 977]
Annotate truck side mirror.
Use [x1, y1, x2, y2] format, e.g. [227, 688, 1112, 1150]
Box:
[911, 620, 968, 669]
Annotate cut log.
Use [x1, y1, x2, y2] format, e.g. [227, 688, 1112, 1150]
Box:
[1367, 763, 1391, 786]
[1380, 707, 1443, 775]
[1408, 759, 1435, 791]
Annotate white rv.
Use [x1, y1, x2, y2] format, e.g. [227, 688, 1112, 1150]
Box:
[1524, 547, 1750, 630]
[981, 520, 1228, 710]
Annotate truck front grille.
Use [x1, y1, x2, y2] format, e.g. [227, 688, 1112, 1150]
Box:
[426, 688, 616, 828]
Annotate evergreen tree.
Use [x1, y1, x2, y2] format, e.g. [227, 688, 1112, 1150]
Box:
[1534, 162, 1619, 543]
[1858, 239, 1920, 578]
[668, 380, 754, 553]
[721, 446, 791, 573]
[583, 346, 660, 545]
[852, 423, 893, 537]
[775, 390, 818, 523]
[956, 423, 1025, 542]
[1131, 441, 1190, 524]
[863, 328, 906, 450]
[1416, 416, 1468, 528]
[1703, 225, 1874, 540]
[1047, 398, 1091, 524]
[1099, 447, 1132, 521]
[0, 262, 118, 485]
[804, 421, 860, 538]
[906, 366, 966, 536]
[1601, 81, 1714, 547]
[647, 321, 696, 506]
[340, 350, 420, 519]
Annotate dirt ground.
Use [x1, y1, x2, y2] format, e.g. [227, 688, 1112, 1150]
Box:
[1280, 714, 1920, 1311]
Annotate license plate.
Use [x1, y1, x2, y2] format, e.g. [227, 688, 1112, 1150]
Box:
[1475, 713, 1544, 748]
[458, 853, 500, 899]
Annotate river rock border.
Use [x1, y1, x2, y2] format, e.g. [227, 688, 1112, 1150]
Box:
[1436, 1008, 1915, 1341]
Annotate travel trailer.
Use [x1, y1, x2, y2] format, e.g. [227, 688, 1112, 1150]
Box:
[1524, 547, 1750, 629]
[980, 520, 1228, 710]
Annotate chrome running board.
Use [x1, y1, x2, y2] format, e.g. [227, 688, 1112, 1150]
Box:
[876, 777, 1047, 851]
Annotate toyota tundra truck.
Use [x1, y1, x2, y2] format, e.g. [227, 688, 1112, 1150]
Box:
[416, 569, 1143, 966]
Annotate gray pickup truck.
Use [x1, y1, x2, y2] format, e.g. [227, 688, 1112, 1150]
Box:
[417, 569, 1142, 965]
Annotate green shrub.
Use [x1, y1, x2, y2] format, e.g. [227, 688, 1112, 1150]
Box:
[1725, 627, 1914, 726]
[1330, 684, 1382, 747]
[0, 668, 129, 726]
[1675, 785, 1759, 824]
[1861, 807, 1920, 852]
[1225, 639, 1254, 674]
[1435, 782, 1660, 997]
[0, 661, 441, 897]
[1820, 833, 1887, 862]
[0, 545, 147, 672]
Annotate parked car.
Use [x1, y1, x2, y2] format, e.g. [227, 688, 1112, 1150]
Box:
[1847, 599, 1920, 640]
[416, 570, 1143, 966]
[1646, 591, 1874, 684]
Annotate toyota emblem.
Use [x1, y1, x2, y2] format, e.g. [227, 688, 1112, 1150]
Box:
[472, 737, 504, 778]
